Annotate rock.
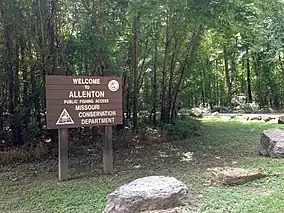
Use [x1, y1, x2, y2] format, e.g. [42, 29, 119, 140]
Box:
[278, 115, 284, 124]
[190, 108, 203, 118]
[230, 114, 243, 120]
[104, 176, 188, 213]
[205, 167, 267, 186]
[249, 116, 262, 121]
[202, 108, 211, 117]
[212, 112, 220, 117]
[260, 129, 284, 157]
[212, 106, 221, 113]
[220, 107, 231, 113]
[263, 117, 276, 122]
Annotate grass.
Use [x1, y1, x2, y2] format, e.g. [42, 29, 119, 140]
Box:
[1, 120, 284, 212]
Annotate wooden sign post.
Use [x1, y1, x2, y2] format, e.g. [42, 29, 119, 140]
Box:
[103, 126, 113, 174]
[45, 75, 123, 181]
[58, 128, 68, 181]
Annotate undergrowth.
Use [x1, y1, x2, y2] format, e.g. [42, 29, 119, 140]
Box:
[1, 115, 202, 165]
[163, 115, 202, 140]
[1, 120, 284, 212]
[0, 142, 50, 165]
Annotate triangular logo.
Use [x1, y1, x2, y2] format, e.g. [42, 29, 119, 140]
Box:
[56, 109, 74, 125]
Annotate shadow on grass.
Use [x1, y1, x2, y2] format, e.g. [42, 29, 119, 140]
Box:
[112, 121, 284, 181]
[2, 120, 284, 213]
[2, 120, 283, 183]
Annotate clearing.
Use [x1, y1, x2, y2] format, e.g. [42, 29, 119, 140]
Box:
[1, 120, 284, 213]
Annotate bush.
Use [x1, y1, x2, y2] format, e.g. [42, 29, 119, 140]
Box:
[0, 142, 50, 165]
[163, 115, 202, 140]
[178, 108, 191, 114]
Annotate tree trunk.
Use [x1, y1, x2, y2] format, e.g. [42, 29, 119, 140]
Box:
[201, 65, 206, 106]
[167, 38, 178, 123]
[38, 0, 46, 133]
[214, 60, 219, 105]
[160, 15, 170, 123]
[122, 66, 128, 126]
[224, 46, 232, 107]
[48, 0, 58, 74]
[14, 43, 23, 146]
[98, 0, 102, 33]
[152, 35, 158, 126]
[138, 38, 149, 89]
[21, 38, 30, 130]
[91, 0, 105, 138]
[171, 26, 202, 122]
[246, 47, 253, 103]
[0, 0, 5, 143]
[132, 13, 139, 134]
[4, 20, 15, 146]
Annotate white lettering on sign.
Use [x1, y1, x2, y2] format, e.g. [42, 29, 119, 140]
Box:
[95, 99, 109, 103]
[73, 78, 100, 85]
[64, 99, 78, 104]
[69, 91, 104, 98]
[79, 99, 94, 104]
[75, 105, 100, 111]
[78, 111, 116, 118]
[81, 118, 115, 125]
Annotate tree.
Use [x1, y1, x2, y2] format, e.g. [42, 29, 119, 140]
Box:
[1, 0, 284, 149]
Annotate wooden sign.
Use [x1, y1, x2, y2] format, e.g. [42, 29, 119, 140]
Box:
[45, 75, 123, 129]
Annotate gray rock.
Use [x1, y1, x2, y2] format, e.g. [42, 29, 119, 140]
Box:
[249, 116, 262, 121]
[278, 115, 284, 124]
[202, 108, 211, 117]
[205, 167, 267, 186]
[263, 117, 276, 122]
[212, 112, 220, 117]
[212, 106, 221, 113]
[260, 129, 284, 157]
[220, 107, 231, 113]
[190, 108, 203, 118]
[104, 176, 188, 213]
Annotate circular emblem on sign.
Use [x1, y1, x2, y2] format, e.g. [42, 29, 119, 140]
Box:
[108, 80, 120, 92]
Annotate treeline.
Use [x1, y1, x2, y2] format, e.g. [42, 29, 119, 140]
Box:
[1, 0, 284, 147]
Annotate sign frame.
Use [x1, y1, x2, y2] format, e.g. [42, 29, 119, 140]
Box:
[45, 74, 122, 181]
[45, 75, 123, 129]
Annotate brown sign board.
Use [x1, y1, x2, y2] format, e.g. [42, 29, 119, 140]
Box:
[45, 75, 123, 129]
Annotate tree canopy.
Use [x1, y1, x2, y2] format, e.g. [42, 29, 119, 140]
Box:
[1, 0, 284, 147]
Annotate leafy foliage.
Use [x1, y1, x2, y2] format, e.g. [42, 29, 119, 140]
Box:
[163, 115, 202, 140]
[1, 0, 284, 148]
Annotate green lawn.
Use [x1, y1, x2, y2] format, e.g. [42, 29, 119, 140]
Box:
[1, 120, 284, 213]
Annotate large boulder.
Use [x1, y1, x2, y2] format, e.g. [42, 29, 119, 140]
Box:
[205, 167, 267, 186]
[278, 115, 284, 124]
[260, 129, 284, 157]
[104, 176, 188, 213]
[190, 108, 203, 118]
[201, 107, 211, 117]
[212, 112, 220, 118]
